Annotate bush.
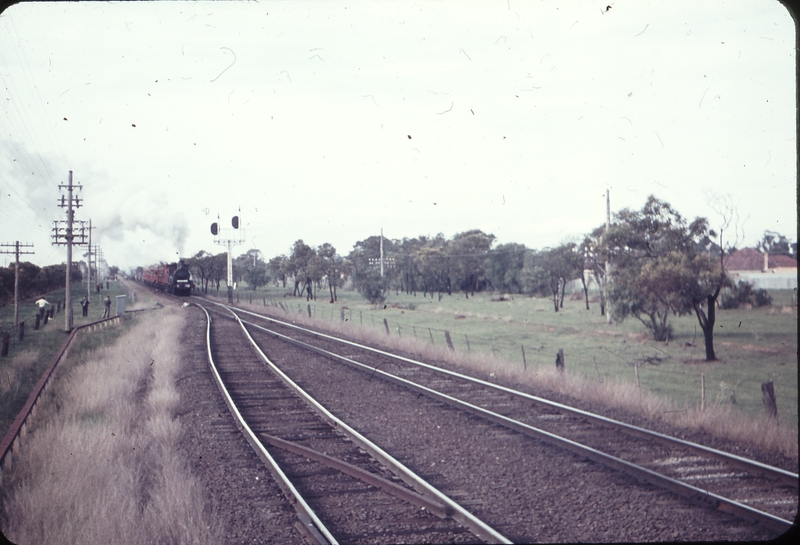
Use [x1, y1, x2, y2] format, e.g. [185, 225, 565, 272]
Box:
[720, 281, 772, 309]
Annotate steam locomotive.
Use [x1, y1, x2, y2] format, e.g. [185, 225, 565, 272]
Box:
[141, 262, 194, 296]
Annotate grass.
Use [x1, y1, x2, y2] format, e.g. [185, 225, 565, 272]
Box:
[1, 307, 221, 544]
[220, 283, 798, 459]
[0, 280, 159, 440]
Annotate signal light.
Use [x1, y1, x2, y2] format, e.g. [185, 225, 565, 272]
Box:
[210, 222, 218, 235]
[232, 216, 239, 229]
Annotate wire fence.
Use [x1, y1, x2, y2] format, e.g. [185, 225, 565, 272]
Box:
[235, 294, 796, 422]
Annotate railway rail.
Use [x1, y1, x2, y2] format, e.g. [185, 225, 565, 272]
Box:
[200, 298, 797, 536]
[194, 301, 511, 544]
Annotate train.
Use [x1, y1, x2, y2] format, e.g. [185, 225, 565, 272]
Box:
[141, 261, 194, 296]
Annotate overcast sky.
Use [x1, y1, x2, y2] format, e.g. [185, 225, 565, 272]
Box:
[0, 0, 796, 271]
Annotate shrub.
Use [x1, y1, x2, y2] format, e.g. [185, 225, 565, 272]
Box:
[720, 280, 772, 309]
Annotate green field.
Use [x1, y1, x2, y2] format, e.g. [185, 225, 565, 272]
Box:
[225, 283, 798, 431]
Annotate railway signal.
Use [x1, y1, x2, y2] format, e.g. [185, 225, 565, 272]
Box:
[211, 208, 245, 303]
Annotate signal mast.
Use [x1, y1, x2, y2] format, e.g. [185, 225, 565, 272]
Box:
[211, 209, 244, 303]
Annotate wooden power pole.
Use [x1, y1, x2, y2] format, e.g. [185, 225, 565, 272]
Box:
[0, 241, 34, 333]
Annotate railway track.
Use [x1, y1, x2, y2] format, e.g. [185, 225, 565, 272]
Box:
[194, 302, 510, 544]
[200, 299, 797, 537]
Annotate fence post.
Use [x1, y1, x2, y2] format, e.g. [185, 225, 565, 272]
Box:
[521, 344, 526, 370]
[593, 356, 600, 381]
[34, 314, 40, 331]
[1, 332, 9, 357]
[556, 348, 565, 374]
[465, 334, 471, 352]
[700, 373, 705, 412]
[761, 381, 778, 421]
[428, 328, 434, 345]
[307, 305, 312, 318]
[635, 363, 641, 391]
[340, 308, 345, 321]
[18, 321, 24, 342]
[383, 318, 390, 335]
[444, 331, 454, 351]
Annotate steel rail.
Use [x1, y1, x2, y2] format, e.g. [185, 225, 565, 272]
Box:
[221, 302, 798, 487]
[222, 306, 513, 545]
[193, 304, 336, 545]
[260, 433, 449, 518]
[232, 310, 795, 534]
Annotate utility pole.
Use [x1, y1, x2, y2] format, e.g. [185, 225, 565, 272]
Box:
[85, 220, 95, 300]
[53, 171, 87, 332]
[0, 241, 34, 333]
[211, 210, 244, 304]
[605, 188, 612, 325]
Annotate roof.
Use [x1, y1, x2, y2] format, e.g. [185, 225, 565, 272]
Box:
[723, 247, 797, 271]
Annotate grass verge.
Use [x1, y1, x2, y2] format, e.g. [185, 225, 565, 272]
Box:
[1, 307, 221, 545]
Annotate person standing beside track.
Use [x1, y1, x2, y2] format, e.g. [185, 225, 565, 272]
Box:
[102, 295, 111, 319]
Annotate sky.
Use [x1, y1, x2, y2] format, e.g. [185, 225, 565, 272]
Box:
[0, 0, 796, 272]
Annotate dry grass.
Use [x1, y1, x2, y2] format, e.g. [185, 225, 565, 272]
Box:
[1, 308, 222, 545]
[238, 299, 798, 460]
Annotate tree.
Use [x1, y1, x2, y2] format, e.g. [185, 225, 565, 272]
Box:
[484, 243, 528, 293]
[448, 229, 495, 298]
[757, 230, 793, 256]
[317, 243, 343, 303]
[208, 252, 228, 292]
[347, 235, 398, 302]
[286, 240, 316, 296]
[536, 243, 583, 311]
[603, 196, 718, 346]
[268, 255, 289, 288]
[414, 237, 451, 297]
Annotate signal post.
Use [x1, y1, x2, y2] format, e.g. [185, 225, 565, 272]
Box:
[211, 212, 244, 304]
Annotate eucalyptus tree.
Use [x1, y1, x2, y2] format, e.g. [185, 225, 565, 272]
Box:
[484, 242, 528, 293]
[448, 229, 495, 298]
[603, 196, 725, 355]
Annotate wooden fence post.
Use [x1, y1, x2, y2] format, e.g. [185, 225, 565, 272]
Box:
[383, 318, 390, 335]
[700, 373, 705, 412]
[307, 305, 312, 318]
[340, 309, 345, 321]
[428, 328, 434, 345]
[635, 363, 641, 391]
[34, 314, 40, 331]
[17, 321, 24, 342]
[555, 349, 565, 374]
[465, 334, 471, 353]
[521, 345, 526, 370]
[593, 356, 600, 381]
[761, 381, 778, 421]
[444, 331, 454, 351]
[1, 332, 9, 357]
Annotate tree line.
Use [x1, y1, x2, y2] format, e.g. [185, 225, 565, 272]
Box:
[0, 263, 83, 306]
[175, 195, 792, 362]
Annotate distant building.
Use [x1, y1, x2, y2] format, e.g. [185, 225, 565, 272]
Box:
[724, 248, 797, 290]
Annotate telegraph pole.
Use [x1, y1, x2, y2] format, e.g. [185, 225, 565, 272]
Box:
[380, 228, 384, 278]
[0, 241, 34, 333]
[53, 171, 87, 332]
[605, 188, 612, 325]
[85, 220, 95, 299]
[211, 210, 244, 304]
